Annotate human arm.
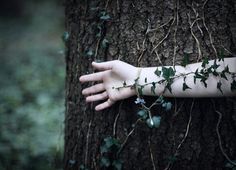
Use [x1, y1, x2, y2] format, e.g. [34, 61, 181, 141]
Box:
[79, 57, 236, 111]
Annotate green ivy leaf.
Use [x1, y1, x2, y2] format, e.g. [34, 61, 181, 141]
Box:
[224, 65, 230, 73]
[217, 81, 223, 94]
[137, 109, 148, 119]
[102, 39, 109, 48]
[100, 157, 110, 167]
[147, 116, 161, 128]
[100, 144, 109, 154]
[86, 50, 94, 57]
[212, 59, 220, 70]
[100, 14, 111, 20]
[201, 57, 209, 68]
[151, 82, 156, 94]
[220, 72, 228, 80]
[154, 68, 161, 76]
[112, 160, 122, 170]
[104, 137, 114, 148]
[62, 31, 69, 42]
[162, 67, 175, 81]
[212, 70, 219, 76]
[123, 81, 127, 86]
[165, 102, 172, 111]
[218, 49, 225, 62]
[231, 80, 236, 91]
[200, 77, 208, 88]
[183, 82, 191, 91]
[194, 69, 199, 84]
[181, 54, 190, 67]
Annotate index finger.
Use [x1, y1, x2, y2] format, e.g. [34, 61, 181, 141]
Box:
[79, 71, 106, 82]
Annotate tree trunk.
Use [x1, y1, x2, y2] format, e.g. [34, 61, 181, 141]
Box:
[64, 0, 236, 169]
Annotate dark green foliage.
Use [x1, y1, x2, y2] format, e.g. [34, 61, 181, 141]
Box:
[183, 82, 191, 91]
[162, 67, 175, 81]
[146, 116, 161, 128]
[137, 109, 148, 119]
[154, 68, 161, 76]
[100, 137, 122, 169]
[201, 57, 209, 68]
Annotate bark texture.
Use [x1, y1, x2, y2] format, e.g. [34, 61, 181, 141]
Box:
[64, 0, 236, 169]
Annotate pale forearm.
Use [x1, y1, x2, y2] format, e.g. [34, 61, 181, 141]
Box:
[138, 57, 236, 97]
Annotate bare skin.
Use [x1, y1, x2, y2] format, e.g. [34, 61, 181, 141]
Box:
[79, 57, 236, 111]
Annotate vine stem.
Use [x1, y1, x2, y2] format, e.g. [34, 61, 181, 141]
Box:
[188, 14, 202, 62]
[114, 71, 195, 91]
[215, 110, 236, 166]
[117, 118, 142, 155]
[148, 137, 157, 170]
[164, 99, 194, 170]
[113, 101, 123, 136]
[85, 120, 92, 166]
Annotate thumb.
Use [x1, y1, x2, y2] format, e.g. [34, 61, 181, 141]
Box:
[92, 61, 114, 71]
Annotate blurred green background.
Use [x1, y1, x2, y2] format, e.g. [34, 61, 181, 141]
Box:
[0, 0, 65, 169]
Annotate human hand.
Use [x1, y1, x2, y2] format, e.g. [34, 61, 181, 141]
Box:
[79, 60, 138, 111]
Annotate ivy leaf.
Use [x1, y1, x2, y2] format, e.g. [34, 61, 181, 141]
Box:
[217, 81, 223, 94]
[224, 65, 230, 73]
[137, 109, 148, 119]
[183, 82, 191, 91]
[165, 102, 172, 111]
[86, 50, 94, 57]
[102, 38, 109, 48]
[154, 68, 161, 76]
[200, 77, 208, 88]
[151, 82, 156, 94]
[201, 57, 209, 68]
[231, 80, 236, 91]
[212, 70, 219, 76]
[212, 59, 220, 70]
[100, 144, 109, 154]
[153, 116, 161, 128]
[218, 49, 225, 62]
[123, 81, 127, 86]
[104, 137, 114, 148]
[162, 67, 175, 81]
[100, 14, 111, 20]
[62, 31, 69, 42]
[69, 160, 76, 165]
[181, 53, 190, 67]
[112, 160, 122, 170]
[220, 72, 228, 80]
[100, 157, 110, 167]
[193, 69, 199, 84]
[146, 116, 161, 128]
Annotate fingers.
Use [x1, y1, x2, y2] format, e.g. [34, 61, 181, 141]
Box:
[86, 91, 108, 102]
[79, 71, 105, 82]
[95, 99, 115, 111]
[82, 83, 105, 95]
[92, 61, 114, 71]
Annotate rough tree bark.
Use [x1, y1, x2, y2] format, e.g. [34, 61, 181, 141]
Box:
[64, 0, 236, 169]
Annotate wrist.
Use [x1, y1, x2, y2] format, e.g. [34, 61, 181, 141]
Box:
[138, 67, 165, 96]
